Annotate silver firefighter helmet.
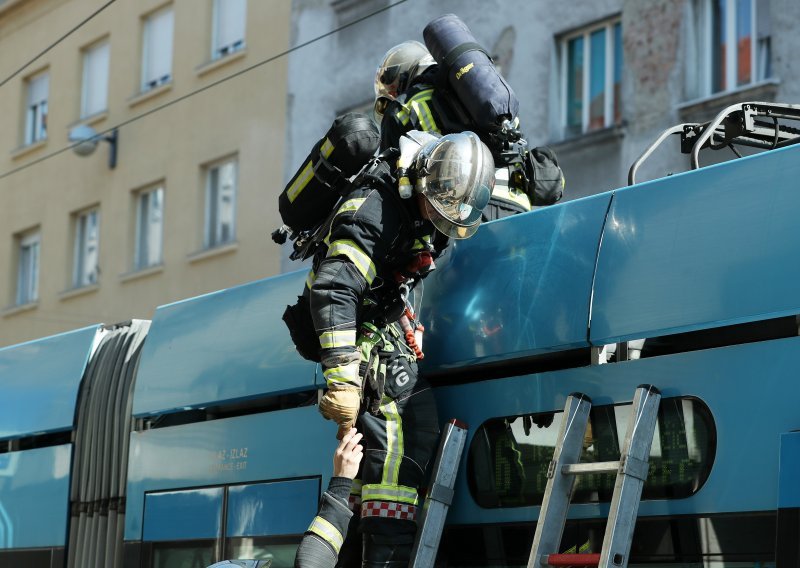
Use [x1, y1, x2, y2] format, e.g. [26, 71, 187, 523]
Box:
[373, 40, 435, 120]
[413, 131, 494, 239]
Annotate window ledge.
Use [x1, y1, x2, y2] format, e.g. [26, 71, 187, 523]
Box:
[195, 48, 247, 77]
[59, 283, 100, 301]
[70, 110, 109, 130]
[10, 138, 47, 161]
[2, 301, 38, 318]
[549, 123, 626, 154]
[128, 82, 173, 108]
[677, 79, 782, 122]
[120, 264, 164, 283]
[187, 242, 239, 264]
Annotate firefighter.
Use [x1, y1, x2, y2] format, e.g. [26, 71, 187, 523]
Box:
[308, 131, 494, 566]
[372, 40, 435, 125]
[374, 42, 564, 221]
[295, 428, 364, 568]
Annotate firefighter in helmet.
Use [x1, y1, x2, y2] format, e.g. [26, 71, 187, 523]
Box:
[374, 38, 564, 221]
[306, 130, 493, 567]
[372, 40, 435, 124]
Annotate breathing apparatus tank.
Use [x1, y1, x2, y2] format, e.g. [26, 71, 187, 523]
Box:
[423, 13, 519, 137]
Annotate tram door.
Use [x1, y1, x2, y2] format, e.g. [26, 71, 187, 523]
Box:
[140, 478, 319, 568]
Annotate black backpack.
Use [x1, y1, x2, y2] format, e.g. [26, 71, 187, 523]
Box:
[274, 113, 380, 258]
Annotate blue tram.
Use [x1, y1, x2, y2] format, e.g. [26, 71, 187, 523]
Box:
[2, 108, 800, 567]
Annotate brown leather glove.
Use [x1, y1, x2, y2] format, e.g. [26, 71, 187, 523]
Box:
[319, 386, 361, 439]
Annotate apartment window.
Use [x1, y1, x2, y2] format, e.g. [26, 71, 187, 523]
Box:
[687, 0, 771, 99]
[559, 19, 622, 138]
[15, 230, 40, 305]
[24, 71, 49, 145]
[212, 0, 247, 59]
[73, 209, 100, 287]
[141, 6, 174, 91]
[204, 158, 237, 249]
[135, 186, 164, 270]
[81, 40, 110, 118]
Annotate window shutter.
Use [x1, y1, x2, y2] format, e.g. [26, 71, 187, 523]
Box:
[143, 7, 174, 88]
[215, 0, 246, 55]
[82, 42, 110, 117]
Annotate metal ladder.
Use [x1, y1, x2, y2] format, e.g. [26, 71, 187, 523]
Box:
[409, 418, 469, 568]
[527, 385, 661, 568]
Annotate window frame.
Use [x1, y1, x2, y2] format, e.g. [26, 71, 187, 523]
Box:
[211, 0, 247, 60]
[72, 208, 101, 289]
[24, 70, 49, 146]
[80, 38, 110, 119]
[16, 229, 41, 306]
[690, 0, 771, 100]
[134, 185, 165, 271]
[141, 5, 174, 92]
[203, 157, 238, 250]
[558, 17, 622, 139]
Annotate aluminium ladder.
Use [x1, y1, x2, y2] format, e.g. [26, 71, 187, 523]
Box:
[527, 385, 661, 568]
[409, 418, 469, 568]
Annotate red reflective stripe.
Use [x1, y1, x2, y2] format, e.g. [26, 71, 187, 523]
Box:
[361, 501, 417, 521]
[546, 553, 600, 566]
[348, 494, 362, 511]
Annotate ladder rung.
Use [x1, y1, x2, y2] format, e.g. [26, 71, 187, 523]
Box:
[545, 553, 600, 566]
[562, 461, 619, 475]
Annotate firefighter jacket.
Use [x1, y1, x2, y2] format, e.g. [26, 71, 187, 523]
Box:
[379, 66, 532, 219]
[307, 160, 439, 389]
[296, 477, 354, 566]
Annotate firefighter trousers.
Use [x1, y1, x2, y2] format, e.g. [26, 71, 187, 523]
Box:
[336, 326, 440, 567]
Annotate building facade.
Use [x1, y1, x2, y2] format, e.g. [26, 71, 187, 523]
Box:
[0, 0, 290, 346]
[284, 0, 799, 266]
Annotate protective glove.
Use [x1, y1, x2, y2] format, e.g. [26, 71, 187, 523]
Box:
[319, 386, 362, 439]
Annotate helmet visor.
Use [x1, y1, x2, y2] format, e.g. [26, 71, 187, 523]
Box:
[423, 198, 481, 239]
[419, 135, 494, 228]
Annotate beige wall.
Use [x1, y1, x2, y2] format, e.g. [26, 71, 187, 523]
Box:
[0, 0, 290, 347]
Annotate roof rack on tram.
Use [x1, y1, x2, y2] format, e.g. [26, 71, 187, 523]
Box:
[628, 101, 800, 186]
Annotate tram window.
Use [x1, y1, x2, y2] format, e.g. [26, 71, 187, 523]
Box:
[225, 536, 301, 567]
[467, 397, 716, 508]
[0, 549, 59, 567]
[150, 539, 217, 568]
[438, 513, 775, 566]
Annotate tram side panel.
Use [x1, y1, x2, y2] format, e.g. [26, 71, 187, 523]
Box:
[125, 270, 327, 566]
[0, 326, 101, 566]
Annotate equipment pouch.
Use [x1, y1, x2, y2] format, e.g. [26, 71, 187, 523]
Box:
[526, 146, 564, 206]
[282, 294, 321, 362]
[358, 324, 387, 414]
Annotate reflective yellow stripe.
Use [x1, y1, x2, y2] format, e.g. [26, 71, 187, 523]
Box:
[286, 139, 335, 203]
[491, 185, 532, 210]
[362, 483, 418, 505]
[287, 160, 314, 203]
[405, 89, 438, 132]
[308, 516, 344, 553]
[327, 240, 377, 285]
[380, 398, 403, 486]
[410, 99, 438, 132]
[336, 197, 366, 216]
[351, 478, 363, 496]
[320, 138, 335, 158]
[325, 198, 367, 247]
[305, 268, 316, 289]
[396, 107, 410, 126]
[411, 235, 432, 251]
[319, 329, 357, 349]
[323, 363, 359, 386]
